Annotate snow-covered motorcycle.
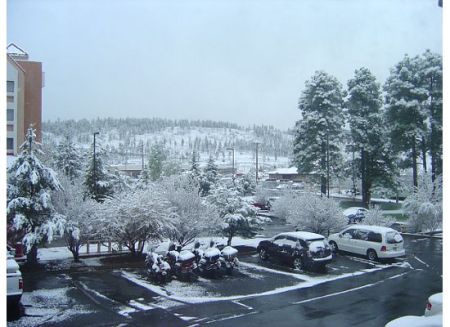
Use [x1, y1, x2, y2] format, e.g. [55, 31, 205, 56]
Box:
[197, 244, 222, 278]
[220, 246, 239, 275]
[145, 252, 171, 284]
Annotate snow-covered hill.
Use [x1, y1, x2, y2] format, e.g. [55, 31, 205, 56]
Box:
[43, 118, 294, 173]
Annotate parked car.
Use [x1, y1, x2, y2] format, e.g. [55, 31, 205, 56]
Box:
[390, 222, 413, 233]
[328, 225, 405, 261]
[252, 201, 271, 211]
[343, 207, 368, 224]
[7, 250, 23, 307]
[424, 292, 443, 316]
[257, 231, 332, 270]
[385, 292, 443, 327]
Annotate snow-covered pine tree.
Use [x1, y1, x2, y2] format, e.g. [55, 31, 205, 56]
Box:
[384, 54, 428, 188]
[7, 127, 66, 265]
[148, 143, 167, 181]
[54, 135, 83, 181]
[293, 71, 345, 195]
[199, 156, 218, 196]
[418, 50, 442, 182]
[83, 145, 113, 202]
[347, 67, 396, 207]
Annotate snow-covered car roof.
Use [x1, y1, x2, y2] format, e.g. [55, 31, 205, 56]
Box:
[343, 207, 368, 216]
[342, 224, 397, 234]
[385, 314, 442, 327]
[277, 231, 325, 240]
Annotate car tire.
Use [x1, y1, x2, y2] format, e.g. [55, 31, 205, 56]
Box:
[293, 257, 304, 271]
[329, 241, 339, 253]
[259, 248, 268, 260]
[367, 249, 378, 261]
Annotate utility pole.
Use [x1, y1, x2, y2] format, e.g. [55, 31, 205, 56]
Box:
[326, 126, 330, 198]
[255, 142, 260, 184]
[93, 132, 99, 200]
[226, 147, 235, 179]
[141, 142, 145, 171]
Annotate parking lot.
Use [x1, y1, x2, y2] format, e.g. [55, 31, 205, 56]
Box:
[8, 235, 442, 327]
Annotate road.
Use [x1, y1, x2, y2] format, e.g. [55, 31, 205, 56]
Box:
[8, 236, 442, 327]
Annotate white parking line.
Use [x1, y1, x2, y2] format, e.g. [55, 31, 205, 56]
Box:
[291, 272, 409, 305]
[232, 300, 254, 310]
[413, 255, 430, 267]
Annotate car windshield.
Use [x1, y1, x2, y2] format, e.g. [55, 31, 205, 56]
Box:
[386, 231, 403, 244]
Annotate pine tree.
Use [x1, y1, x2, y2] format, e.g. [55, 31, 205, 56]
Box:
[54, 135, 83, 181]
[384, 55, 428, 187]
[418, 50, 442, 182]
[147, 144, 167, 181]
[293, 71, 345, 195]
[347, 67, 396, 207]
[7, 127, 66, 265]
[200, 156, 218, 196]
[83, 147, 113, 202]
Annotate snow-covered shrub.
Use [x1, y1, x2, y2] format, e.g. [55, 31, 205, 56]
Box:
[254, 185, 272, 206]
[95, 187, 171, 254]
[207, 183, 269, 245]
[363, 206, 395, 227]
[161, 175, 220, 246]
[53, 175, 98, 261]
[271, 192, 296, 220]
[285, 193, 346, 235]
[7, 127, 66, 264]
[403, 174, 442, 233]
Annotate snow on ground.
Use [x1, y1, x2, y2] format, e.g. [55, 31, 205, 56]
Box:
[8, 288, 93, 327]
[121, 259, 413, 305]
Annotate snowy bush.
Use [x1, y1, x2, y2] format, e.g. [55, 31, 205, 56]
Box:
[7, 127, 66, 264]
[53, 175, 98, 261]
[94, 187, 171, 254]
[161, 175, 220, 246]
[363, 206, 395, 227]
[403, 174, 442, 233]
[271, 192, 296, 220]
[207, 183, 268, 245]
[284, 193, 346, 235]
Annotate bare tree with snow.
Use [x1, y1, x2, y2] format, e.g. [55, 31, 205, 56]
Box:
[363, 206, 396, 227]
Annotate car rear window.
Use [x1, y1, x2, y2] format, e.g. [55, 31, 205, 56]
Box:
[386, 231, 403, 244]
[367, 232, 382, 243]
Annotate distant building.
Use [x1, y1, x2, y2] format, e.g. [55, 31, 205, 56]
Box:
[267, 167, 320, 183]
[6, 43, 44, 155]
[109, 164, 143, 178]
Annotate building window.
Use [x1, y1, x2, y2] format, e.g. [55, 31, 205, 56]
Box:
[7, 138, 14, 150]
[7, 124, 14, 132]
[7, 81, 15, 92]
[7, 109, 14, 121]
[7, 96, 14, 103]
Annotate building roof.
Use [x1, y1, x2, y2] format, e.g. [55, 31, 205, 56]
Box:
[268, 167, 298, 175]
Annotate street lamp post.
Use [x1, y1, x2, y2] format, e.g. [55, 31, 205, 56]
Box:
[93, 132, 99, 200]
[255, 142, 260, 185]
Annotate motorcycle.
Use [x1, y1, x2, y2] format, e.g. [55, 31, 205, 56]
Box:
[173, 250, 198, 281]
[145, 252, 171, 284]
[220, 246, 239, 275]
[197, 243, 222, 278]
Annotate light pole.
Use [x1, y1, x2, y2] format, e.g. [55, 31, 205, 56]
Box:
[226, 147, 235, 179]
[93, 132, 99, 199]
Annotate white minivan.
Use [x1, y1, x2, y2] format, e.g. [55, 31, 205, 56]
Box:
[328, 225, 405, 261]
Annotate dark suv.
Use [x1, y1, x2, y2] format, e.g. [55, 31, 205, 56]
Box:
[257, 232, 332, 271]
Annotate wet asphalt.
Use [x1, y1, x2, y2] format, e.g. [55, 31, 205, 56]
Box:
[7, 234, 442, 327]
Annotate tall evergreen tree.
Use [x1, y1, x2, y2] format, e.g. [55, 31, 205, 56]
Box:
[293, 71, 345, 195]
[147, 144, 167, 181]
[7, 127, 66, 265]
[347, 68, 396, 207]
[418, 50, 442, 182]
[384, 55, 428, 187]
[54, 135, 83, 181]
[83, 146, 113, 202]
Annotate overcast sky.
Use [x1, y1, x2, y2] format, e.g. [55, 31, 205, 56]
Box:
[7, 0, 442, 130]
